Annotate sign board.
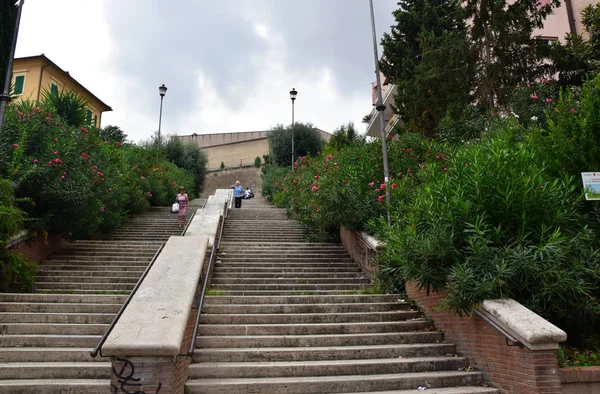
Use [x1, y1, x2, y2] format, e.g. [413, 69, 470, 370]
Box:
[581, 172, 600, 200]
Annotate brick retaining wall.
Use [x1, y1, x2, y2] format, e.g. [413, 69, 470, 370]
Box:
[560, 366, 600, 394]
[8, 232, 66, 263]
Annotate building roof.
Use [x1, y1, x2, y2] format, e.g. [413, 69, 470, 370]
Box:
[14, 54, 112, 112]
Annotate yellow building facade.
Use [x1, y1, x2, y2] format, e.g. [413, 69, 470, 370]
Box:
[11, 54, 111, 127]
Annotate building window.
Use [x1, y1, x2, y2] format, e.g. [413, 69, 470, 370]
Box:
[50, 83, 59, 95]
[86, 110, 93, 126]
[13, 75, 25, 95]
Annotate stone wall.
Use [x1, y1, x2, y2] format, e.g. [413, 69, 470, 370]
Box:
[560, 366, 600, 394]
[8, 231, 67, 263]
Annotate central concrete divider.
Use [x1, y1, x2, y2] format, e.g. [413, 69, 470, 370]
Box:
[100, 189, 231, 394]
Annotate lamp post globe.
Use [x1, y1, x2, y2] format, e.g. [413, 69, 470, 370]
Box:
[156, 84, 167, 160]
[289, 88, 297, 171]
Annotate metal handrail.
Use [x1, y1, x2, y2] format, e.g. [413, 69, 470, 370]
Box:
[90, 243, 165, 358]
[473, 309, 523, 348]
[181, 210, 196, 236]
[356, 232, 378, 252]
[188, 201, 228, 356]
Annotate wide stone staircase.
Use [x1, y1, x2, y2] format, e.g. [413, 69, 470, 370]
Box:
[187, 198, 499, 393]
[0, 205, 197, 393]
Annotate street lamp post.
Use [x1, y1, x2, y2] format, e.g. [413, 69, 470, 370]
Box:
[156, 84, 167, 160]
[0, 0, 25, 137]
[369, 0, 391, 225]
[289, 88, 297, 171]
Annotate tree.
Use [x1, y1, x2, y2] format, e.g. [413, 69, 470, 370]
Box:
[267, 122, 325, 167]
[99, 125, 127, 144]
[0, 1, 18, 96]
[41, 88, 88, 128]
[254, 156, 261, 168]
[380, 0, 473, 137]
[327, 122, 364, 151]
[165, 136, 208, 194]
[551, 3, 600, 86]
[465, 0, 560, 108]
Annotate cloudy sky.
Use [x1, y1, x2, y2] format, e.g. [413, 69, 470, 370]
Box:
[15, 0, 398, 143]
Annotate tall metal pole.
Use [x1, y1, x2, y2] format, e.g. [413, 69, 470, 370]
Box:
[369, 0, 391, 225]
[156, 95, 164, 161]
[0, 0, 25, 137]
[291, 99, 295, 171]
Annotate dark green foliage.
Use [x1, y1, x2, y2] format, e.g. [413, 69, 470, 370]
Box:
[326, 122, 364, 151]
[40, 88, 88, 128]
[261, 164, 289, 203]
[551, 4, 600, 86]
[511, 81, 559, 128]
[380, 0, 473, 137]
[254, 156, 261, 168]
[436, 105, 490, 145]
[465, 0, 559, 108]
[0, 251, 36, 292]
[165, 136, 208, 195]
[220, 161, 225, 169]
[99, 125, 127, 143]
[0, 178, 24, 247]
[532, 76, 600, 184]
[376, 132, 600, 341]
[267, 122, 325, 167]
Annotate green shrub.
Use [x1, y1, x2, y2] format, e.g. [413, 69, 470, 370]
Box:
[220, 161, 225, 169]
[254, 156, 261, 168]
[376, 131, 600, 342]
[165, 135, 208, 195]
[511, 80, 559, 128]
[436, 105, 490, 144]
[0, 251, 37, 292]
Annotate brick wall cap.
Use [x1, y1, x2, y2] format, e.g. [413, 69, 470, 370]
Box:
[184, 211, 220, 246]
[102, 236, 208, 357]
[7, 230, 32, 247]
[478, 298, 567, 350]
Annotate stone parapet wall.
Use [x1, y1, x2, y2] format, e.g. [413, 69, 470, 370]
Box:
[8, 231, 67, 263]
[339, 226, 379, 280]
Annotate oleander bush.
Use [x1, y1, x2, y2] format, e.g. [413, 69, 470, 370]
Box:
[375, 130, 600, 342]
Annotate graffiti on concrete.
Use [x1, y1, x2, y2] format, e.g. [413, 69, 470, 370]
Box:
[111, 357, 162, 394]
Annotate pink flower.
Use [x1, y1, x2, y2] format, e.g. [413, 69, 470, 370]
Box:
[326, 154, 333, 162]
[54, 138, 58, 142]
[377, 195, 385, 202]
[391, 183, 398, 189]
[97, 172, 103, 176]
[173, 181, 177, 185]
[570, 108, 576, 113]
[368, 182, 375, 187]
[147, 192, 152, 197]
[53, 151, 58, 155]
[531, 95, 538, 100]
[540, 185, 545, 189]
[141, 176, 146, 180]
[12, 144, 18, 148]
[33, 159, 39, 163]
[93, 165, 98, 169]
[375, 188, 381, 193]
[100, 207, 105, 212]
[81, 153, 87, 158]
[545, 98, 552, 103]
[63, 172, 66, 175]
[311, 184, 318, 191]
[316, 208, 320, 213]
[443, 167, 448, 172]
[314, 175, 320, 180]
[380, 183, 386, 190]
[61, 175, 65, 179]
[342, 179, 348, 184]
[115, 142, 121, 147]
[80, 127, 88, 134]
[109, 187, 113, 191]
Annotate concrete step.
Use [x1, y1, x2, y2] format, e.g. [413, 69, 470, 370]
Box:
[334, 389, 499, 394]
[199, 311, 420, 325]
[197, 320, 431, 336]
[210, 284, 370, 291]
[39, 261, 150, 268]
[196, 332, 444, 349]
[200, 302, 409, 314]
[210, 278, 370, 285]
[0, 379, 109, 394]
[0, 294, 127, 304]
[214, 262, 356, 268]
[36, 270, 143, 277]
[186, 371, 484, 393]
[194, 343, 456, 362]
[0, 312, 114, 324]
[203, 295, 404, 305]
[0, 335, 99, 347]
[34, 275, 138, 284]
[0, 302, 120, 313]
[35, 282, 135, 290]
[214, 267, 362, 273]
[206, 290, 372, 296]
[0, 362, 110, 379]
[47, 255, 153, 262]
[190, 357, 468, 378]
[0, 347, 100, 362]
[0, 323, 107, 335]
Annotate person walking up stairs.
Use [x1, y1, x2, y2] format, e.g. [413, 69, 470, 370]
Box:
[186, 197, 499, 393]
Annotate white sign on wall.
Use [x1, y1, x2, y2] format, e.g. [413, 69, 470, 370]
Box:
[581, 172, 600, 200]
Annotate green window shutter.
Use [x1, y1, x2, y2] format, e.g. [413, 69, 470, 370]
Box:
[93, 115, 97, 128]
[51, 83, 58, 95]
[86, 110, 92, 126]
[14, 75, 24, 94]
